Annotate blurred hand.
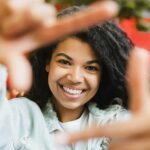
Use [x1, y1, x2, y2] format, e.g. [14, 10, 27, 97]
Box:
[62, 48, 150, 150]
[0, 0, 56, 37]
[0, 0, 118, 91]
[0, 0, 56, 91]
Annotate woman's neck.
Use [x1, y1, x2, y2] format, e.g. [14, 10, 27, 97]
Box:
[51, 99, 85, 123]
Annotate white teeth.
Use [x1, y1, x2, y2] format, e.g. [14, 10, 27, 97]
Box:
[63, 87, 82, 95]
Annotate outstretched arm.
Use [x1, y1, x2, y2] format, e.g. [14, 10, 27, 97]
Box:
[61, 48, 150, 150]
[0, 0, 118, 91]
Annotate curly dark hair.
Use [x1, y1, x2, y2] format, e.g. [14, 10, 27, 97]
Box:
[26, 6, 133, 110]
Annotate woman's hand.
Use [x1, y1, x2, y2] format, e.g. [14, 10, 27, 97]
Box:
[0, 0, 57, 91]
[0, 0, 118, 91]
[61, 48, 150, 150]
[0, 0, 56, 37]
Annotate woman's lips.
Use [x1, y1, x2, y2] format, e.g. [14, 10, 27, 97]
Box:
[59, 84, 86, 99]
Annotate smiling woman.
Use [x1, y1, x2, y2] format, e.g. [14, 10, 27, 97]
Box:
[0, 5, 133, 150]
[45, 37, 101, 122]
[21, 5, 134, 149]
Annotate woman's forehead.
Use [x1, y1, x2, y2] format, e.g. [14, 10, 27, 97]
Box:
[52, 37, 97, 60]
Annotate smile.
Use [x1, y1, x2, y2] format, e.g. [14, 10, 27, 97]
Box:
[63, 86, 82, 95]
[59, 83, 86, 96]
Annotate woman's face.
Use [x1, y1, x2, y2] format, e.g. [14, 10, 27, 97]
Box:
[46, 37, 101, 117]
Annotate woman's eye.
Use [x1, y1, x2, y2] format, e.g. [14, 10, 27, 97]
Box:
[85, 66, 99, 72]
[57, 59, 71, 65]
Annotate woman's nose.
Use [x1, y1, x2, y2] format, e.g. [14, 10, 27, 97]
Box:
[67, 67, 83, 83]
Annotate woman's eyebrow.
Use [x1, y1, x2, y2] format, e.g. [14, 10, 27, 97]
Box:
[55, 53, 99, 64]
[86, 60, 99, 64]
[55, 53, 72, 60]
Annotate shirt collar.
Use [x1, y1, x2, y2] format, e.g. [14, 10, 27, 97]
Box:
[42, 100, 102, 133]
[43, 100, 63, 133]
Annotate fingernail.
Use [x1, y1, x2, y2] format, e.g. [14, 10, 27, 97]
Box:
[99, 0, 119, 16]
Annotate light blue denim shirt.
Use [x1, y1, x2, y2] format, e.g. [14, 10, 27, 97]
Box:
[0, 65, 130, 150]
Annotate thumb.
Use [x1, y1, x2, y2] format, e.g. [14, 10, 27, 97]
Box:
[127, 48, 150, 112]
[6, 51, 32, 91]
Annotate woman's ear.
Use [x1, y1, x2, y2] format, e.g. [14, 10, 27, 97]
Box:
[45, 64, 49, 72]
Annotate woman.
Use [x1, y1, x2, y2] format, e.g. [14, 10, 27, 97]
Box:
[0, 6, 133, 150]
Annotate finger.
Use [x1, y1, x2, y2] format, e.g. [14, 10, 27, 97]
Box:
[32, 0, 119, 47]
[127, 48, 150, 112]
[6, 51, 32, 91]
[2, 2, 56, 37]
[28, 3, 56, 26]
[110, 136, 150, 150]
[64, 114, 150, 144]
[1, 1, 118, 54]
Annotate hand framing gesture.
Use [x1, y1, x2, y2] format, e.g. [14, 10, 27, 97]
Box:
[0, 0, 118, 91]
[64, 48, 150, 150]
